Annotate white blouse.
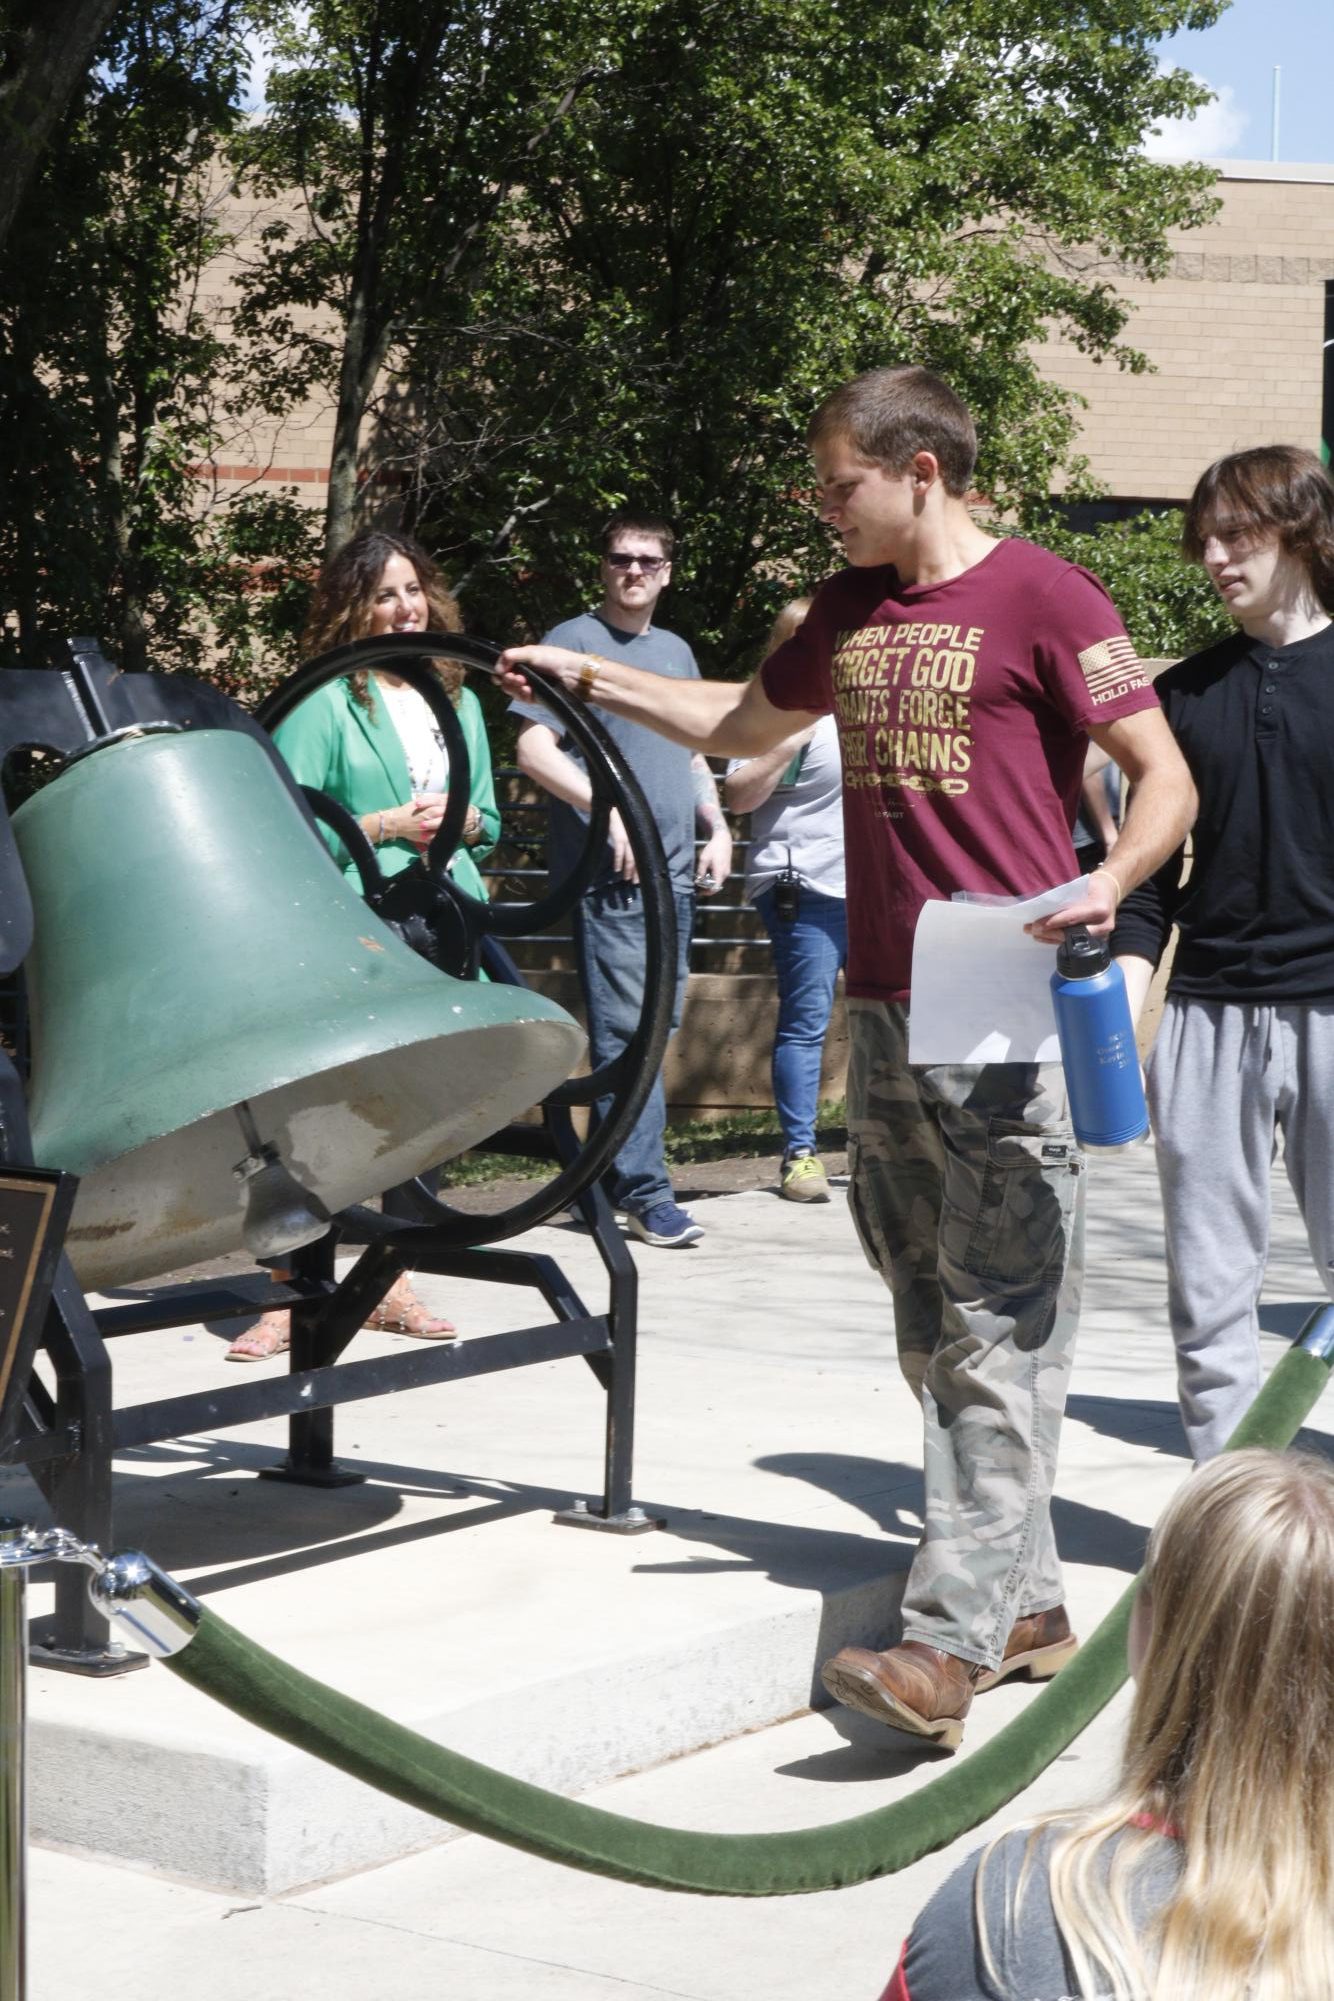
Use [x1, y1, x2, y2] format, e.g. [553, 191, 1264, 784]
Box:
[375, 676, 448, 794]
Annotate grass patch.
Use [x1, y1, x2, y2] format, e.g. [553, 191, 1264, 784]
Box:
[664, 1101, 847, 1164]
[438, 1144, 551, 1188]
[439, 1100, 849, 1188]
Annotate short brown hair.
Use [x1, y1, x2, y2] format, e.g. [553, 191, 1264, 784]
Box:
[1183, 446, 1334, 609]
[806, 366, 978, 497]
[602, 509, 675, 561]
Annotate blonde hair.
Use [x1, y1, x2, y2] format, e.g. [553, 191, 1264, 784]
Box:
[982, 1450, 1334, 1999]
[762, 597, 812, 660]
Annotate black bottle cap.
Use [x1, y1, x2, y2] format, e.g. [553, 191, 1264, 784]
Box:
[1056, 924, 1110, 980]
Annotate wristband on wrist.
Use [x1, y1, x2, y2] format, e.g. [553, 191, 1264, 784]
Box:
[377, 812, 386, 847]
[575, 657, 603, 704]
[1089, 865, 1121, 908]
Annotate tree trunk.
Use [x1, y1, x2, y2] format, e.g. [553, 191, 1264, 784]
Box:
[324, 297, 391, 557]
[92, 362, 149, 672]
[0, 0, 120, 249]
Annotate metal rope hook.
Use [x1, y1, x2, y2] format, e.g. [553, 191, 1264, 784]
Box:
[0, 1524, 200, 2001]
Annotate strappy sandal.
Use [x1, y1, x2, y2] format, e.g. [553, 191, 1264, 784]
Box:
[363, 1278, 457, 1341]
[225, 1310, 291, 1363]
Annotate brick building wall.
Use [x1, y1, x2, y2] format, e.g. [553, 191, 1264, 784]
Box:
[1043, 161, 1334, 503]
[191, 182, 340, 503]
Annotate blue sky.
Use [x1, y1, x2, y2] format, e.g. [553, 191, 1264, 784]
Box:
[1151, 0, 1334, 163]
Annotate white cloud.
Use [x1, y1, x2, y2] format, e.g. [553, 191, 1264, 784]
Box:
[240, 29, 273, 112]
[240, 9, 311, 113]
[1145, 74, 1248, 160]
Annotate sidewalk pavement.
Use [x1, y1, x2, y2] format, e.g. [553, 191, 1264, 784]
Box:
[12, 1138, 1334, 2000]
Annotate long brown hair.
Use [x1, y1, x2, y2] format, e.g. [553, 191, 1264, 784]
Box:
[1183, 445, 1334, 611]
[302, 529, 466, 712]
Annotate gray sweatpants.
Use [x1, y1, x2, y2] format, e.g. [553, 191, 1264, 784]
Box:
[1148, 997, 1334, 1462]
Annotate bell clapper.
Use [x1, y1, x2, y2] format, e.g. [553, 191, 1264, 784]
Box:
[231, 1100, 332, 1262]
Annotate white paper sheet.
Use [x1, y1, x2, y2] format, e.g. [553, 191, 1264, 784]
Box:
[907, 878, 1088, 1065]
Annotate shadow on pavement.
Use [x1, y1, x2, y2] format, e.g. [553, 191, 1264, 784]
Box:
[754, 1449, 1152, 1578]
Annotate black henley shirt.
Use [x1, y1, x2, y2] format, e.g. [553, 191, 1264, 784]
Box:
[1114, 620, 1334, 1003]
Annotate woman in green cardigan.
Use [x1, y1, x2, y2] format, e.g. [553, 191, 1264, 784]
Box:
[271, 535, 500, 901]
[227, 529, 498, 1361]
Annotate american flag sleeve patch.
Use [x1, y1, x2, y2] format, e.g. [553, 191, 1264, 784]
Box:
[1076, 635, 1149, 705]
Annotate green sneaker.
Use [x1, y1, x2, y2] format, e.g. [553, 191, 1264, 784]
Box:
[780, 1151, 830, 1203]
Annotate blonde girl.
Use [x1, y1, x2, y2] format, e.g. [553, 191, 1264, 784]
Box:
[882, 1447, 1334, 1999]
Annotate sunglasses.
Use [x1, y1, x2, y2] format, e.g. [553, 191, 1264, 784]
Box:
[605, 552, 667, 572]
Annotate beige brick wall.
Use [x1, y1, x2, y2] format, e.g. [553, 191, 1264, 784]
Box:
[1045, 164, 1334, 500]
[194, 184, 339, 509]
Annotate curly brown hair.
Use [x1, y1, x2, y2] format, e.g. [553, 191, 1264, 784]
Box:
[302, 529, 466, 712]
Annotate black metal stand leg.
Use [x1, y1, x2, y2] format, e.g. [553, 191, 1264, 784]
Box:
[259, 1234, 364, 1489]
[600, 1184, 640, 1519]
[27, 1270, 146, 1674]
[548, 1117, 662, 1536]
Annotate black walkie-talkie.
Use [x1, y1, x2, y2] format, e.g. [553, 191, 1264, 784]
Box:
[774, 845, 800, 924]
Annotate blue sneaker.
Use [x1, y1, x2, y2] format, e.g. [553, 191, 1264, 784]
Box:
[625, 1202, 704, 1248]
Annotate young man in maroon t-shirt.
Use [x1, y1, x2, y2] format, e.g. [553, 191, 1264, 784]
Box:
[499, 365, 1195, 1750]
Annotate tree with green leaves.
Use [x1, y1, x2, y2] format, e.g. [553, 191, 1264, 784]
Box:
[392, 0, 1227, 669]
[0, 0, 121, 248]
[0, 0, 322, 683]
[0, 0, 1232, 691]
[236, 0, 618, 556]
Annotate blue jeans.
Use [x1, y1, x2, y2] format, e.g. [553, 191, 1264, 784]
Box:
[574, 882, 694, 1215]
[754, 884, 848, 1156]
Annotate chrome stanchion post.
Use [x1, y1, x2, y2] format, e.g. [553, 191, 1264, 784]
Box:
[0, 1521, 29, 2001]
[1299, 1302, 1334, 1361]
[0, 1525, 199, 2001]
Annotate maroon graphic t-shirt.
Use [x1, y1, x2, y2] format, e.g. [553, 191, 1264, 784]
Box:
[760, 537, 1159, 1002]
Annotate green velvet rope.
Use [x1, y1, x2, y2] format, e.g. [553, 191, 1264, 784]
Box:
[163, 1342, 1332, 1897]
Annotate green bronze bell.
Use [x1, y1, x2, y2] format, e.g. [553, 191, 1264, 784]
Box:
[13, 726, 584, 1289]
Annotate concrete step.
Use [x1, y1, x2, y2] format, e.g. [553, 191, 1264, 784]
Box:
[5, 1158, 1331, 1905]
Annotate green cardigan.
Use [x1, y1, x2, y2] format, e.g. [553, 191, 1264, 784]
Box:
[272, 674, 500, 904]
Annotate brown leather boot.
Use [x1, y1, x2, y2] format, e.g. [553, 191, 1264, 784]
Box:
[820, 1640, 978, 1750]
[973, 1604, 1079, 1693]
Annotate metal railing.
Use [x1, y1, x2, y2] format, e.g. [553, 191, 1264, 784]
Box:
[484, 771, 772, 976]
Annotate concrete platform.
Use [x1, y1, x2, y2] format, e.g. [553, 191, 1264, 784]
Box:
[8, 1141, 1334, 1991]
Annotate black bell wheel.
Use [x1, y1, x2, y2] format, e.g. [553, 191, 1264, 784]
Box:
[256, 632, 677, 1245]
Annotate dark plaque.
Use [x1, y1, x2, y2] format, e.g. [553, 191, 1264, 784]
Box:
[0, 1169, 76, 1457]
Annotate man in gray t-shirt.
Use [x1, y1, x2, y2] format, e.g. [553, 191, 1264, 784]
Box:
[511, 511, 732, 1247]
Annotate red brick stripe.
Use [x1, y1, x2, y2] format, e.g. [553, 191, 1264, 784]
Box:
[186, 463, 330, 483]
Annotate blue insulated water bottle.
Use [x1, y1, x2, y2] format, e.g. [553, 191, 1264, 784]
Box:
[1050, 926, 1149, 1148]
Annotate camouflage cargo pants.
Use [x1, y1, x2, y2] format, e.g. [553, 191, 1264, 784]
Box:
[846, 1000, 1086, 1671]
